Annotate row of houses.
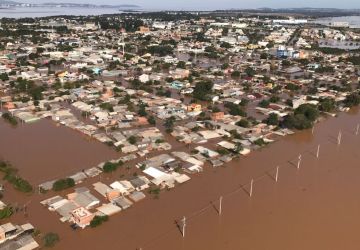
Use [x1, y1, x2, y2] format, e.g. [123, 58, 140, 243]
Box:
[0, 222, 38, 250]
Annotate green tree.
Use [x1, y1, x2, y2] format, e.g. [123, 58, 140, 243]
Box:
[90, 215, 109, 228]
[225, 103, 246, 117]
[127, 136, 137, 145]
[52, 178, 75, 191]
[100, 102, 114, 112]
[138, 103, 147, 117]
[344, 93, 360, 107]
[348, 56, 360, 65]
[234, 143, 244, 153]
[269, 95, 280, 103]
[148, 115, 156, 125]
[295, 104, 319, 122]
[264, 113, 279, 126]
[0, 73, 9, 81]
[260, 53, 268, 59]
[236, 119, 250, 128]
[103, 162, 119, 173]
[212, 106, 221, 113]
[245, 67, 255, 77]
[43, 232, 60, 248]
[283, 114, 311, 130]
[2, 112, 18, 126]
[148, 45, 174, 56]
[258, 99, 270, 108]
[231, 71, 241, 78]
[164, 116, 176, 132]
[286, 83, 300, 91]
[0, 206, 13, 219]
[193, 80, 213, 101]
[177, 61, 186, 69]
[319, 98, 336, 112]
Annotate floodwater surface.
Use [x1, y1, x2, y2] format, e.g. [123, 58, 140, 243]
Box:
[2, 110, 360, 250]
[0, 119, 119, 184]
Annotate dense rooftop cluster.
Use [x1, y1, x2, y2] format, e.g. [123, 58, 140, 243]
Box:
[0, 12, 360, 237]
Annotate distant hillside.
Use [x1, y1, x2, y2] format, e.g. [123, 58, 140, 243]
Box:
[41, 2, 140, 8]
[213, 7, 360, 18]
[0, 0, 21, 5]
[0, 1, 140, 8]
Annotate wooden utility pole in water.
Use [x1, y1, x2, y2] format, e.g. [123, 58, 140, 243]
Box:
[275, 166, 279, 182]
[297, 154, 302, 169]
[316, 144, 320, 158]
[182, 216, 186, 238]
[337, 130, 342, 145]
[356, 124, 359, 136]
[219, 196, 223, 215]
[249, 179, 254, 197]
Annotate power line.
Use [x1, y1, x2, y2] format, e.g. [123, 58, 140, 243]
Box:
[137, 125, 359, 249]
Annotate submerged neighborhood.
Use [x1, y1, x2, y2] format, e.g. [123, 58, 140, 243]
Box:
[0, 8, 360, 249]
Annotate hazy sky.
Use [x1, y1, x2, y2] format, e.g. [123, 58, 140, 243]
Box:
[19, 0, 360, 10]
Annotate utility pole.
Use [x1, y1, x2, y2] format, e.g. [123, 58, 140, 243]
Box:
[275, 166, 279, 182]
[356, 124, 359, 136]
[337, 130, 342, 145]
[316, 144, 320, 159]
[297, 154, 302, 169]
[219, 196, 223, 215]
[249, 179, 254, 197]
[182, 216, 186, 238]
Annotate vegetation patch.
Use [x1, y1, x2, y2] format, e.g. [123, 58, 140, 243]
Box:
[90, 215, 109, 228]
[282, 104, 319, 130]
[52, 178, 75, 191]
[1, 112, 18, 126]
[102, 161, 123, 173]
[0, 161, 33, 193]
[42, 232, 60, 248]
[0, 206, 13, 219]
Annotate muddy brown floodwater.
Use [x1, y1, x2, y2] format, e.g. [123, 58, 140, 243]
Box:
[2, 109, 360, 250]
[0, 118, 120, 184]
